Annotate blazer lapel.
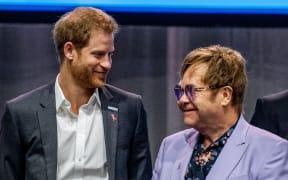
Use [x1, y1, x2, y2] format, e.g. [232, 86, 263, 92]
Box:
[173, 146, 192, 179]
[172, 130, 199, 179]
[206, 116, 249, 180]
[37, 84, 58, 180]
[99, 86, 119, 180]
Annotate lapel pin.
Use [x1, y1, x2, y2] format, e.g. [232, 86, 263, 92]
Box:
[111, 113, 117, 121]
[177, 162, 181, 169]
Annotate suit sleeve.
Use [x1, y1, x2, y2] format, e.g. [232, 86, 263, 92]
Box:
[128, 96, 152, 180]
[152, 138, 166, 180]
[0, 104, 25, 180]
[257, 140, 288, 180]
[250, 98, 279, 135]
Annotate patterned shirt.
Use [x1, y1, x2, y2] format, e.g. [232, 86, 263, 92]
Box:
[184, 123, 237, 180]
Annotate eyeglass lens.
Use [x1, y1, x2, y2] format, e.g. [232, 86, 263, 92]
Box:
[174, 84, 194, 101]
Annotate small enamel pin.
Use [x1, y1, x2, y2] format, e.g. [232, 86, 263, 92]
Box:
[108, 106, 118, 122]
[111, 113, 117, 121]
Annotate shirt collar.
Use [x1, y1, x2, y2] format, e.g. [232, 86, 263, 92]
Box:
[54, 74, 101, 112]
[196, 120, 238, 150]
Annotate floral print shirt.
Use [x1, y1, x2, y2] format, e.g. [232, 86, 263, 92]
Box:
[184, 123, 237, 180]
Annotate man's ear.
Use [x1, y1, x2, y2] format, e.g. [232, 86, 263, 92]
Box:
[220, 86, 233, 106]
[63, 42, 74, 61]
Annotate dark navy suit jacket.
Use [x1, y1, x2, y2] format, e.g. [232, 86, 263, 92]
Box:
[0, 82, 152, 180]
[250, 89, 288, 140]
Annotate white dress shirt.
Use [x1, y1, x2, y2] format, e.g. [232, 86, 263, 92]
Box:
[55, 76, 108, 180]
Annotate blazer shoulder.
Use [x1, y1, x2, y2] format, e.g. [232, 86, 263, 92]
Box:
[103, 84, 142, 99]
[247, 124, 288, 144]
[163, 128, 198, 145]
[262, 89, 288, 103]
[6, 83, 54, 108]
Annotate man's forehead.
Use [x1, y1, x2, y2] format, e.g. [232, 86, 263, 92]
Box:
[181, 64, 207, 84]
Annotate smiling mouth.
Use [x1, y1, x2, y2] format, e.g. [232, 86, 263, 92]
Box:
[93, 71, 108, 77]
[94, 70, 107, 73]
[186, 109, 197, 112]
[182, 107, 198, 112]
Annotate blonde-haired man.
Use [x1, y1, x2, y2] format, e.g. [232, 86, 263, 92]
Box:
[152, 45, 288, 180]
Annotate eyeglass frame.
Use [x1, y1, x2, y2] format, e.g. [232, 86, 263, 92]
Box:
[174, 84, 226, 102]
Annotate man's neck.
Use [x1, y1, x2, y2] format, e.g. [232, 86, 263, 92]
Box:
[58, 73, 95, 115]
[200, 112, 239, 149]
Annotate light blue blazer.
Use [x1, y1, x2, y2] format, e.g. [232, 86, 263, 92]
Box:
[152, 116, 288, 180]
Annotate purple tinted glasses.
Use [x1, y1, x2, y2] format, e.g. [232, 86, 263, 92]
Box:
[174, 84, 222, 101]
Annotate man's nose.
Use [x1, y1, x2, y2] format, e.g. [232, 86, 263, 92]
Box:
[100, 55, 112, 69]
[181, 92, 191, 102]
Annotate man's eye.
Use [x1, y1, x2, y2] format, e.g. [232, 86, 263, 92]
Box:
[94, 53, 104, 58]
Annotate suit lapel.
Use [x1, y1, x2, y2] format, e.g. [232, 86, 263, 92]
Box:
[174, 131, 199, 179]
[99, 86, 119, 180]
[206, 116, 249, 180]
[37, 83, 58, 180]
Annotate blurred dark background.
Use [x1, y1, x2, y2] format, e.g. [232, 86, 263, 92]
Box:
[1, 9, 288, 163]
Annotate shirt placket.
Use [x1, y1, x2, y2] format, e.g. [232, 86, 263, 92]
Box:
[75, 109, 86, 179]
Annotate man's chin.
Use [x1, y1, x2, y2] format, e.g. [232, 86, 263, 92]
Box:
[92, 80, 105, 88]
[94, 82, 105, 88]
[183, 117, 198, 127]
